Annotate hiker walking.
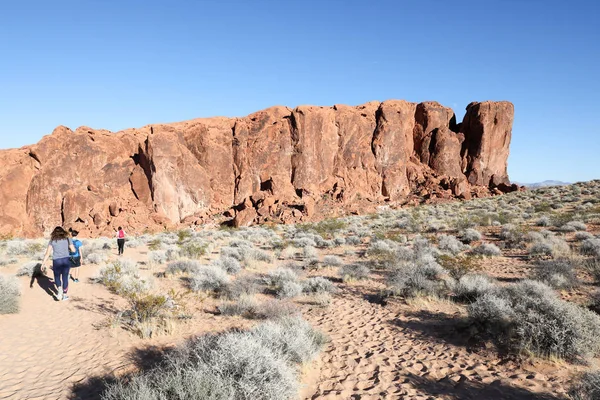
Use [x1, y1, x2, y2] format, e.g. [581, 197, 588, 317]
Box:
[69, 229, 83, 283]
[116, 226, 126, 255]
[41, 226, 75, 301]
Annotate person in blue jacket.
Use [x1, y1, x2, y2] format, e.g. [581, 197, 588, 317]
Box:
[69, 229, 84, 283]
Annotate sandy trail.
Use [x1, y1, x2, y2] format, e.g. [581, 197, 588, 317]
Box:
[0, 258, 142, 400]
[302, 288, 570, 400]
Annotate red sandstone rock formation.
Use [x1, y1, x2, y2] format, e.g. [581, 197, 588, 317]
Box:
[0, 100, 516, 237]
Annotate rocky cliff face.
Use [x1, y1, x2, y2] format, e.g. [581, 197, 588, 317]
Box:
[0, 100, 517, 237]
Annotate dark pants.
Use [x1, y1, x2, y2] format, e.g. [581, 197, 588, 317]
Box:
[53, 257, 71, 293]
[117, 239, 125, 255]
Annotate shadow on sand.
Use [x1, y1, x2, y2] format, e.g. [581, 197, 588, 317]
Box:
[29, 263, 58, 300]
[403, 372, 562, 400]
[68, 345, 171, 400]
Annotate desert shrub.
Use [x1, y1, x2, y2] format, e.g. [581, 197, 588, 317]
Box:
[524, 231, 545, 243]
[0, 274, 21, 314]
[536, 216, 551, 226]
[221, 246, 243, 260]
[499, 224, 527, 249]
[387, 260, 448, 298]
[125, 238, 143, 248]
[189, 266, 229, 293]
[212, 256, 242, 275]
[413, 236, 439, 259]
[302, 246, 318, 260]
[87, 252, 108, 265]
[581, 239, 600, 258]
[569, 371, 600, 400]
[339, 264, 370, 282]
[165, 260, 200, 276]
[333, 236, 346, 246]
[471, 243, 502, 257]
[255, 299, 299, 320]
[6, 240, 44, 257]
[533, 259, 579, 289]
[468, 280, 600, 362]
[438, 255, 481, 280]
[575, 232, 595, 241]
[245, 248, 274, 264]
[125, 292, 168, 333]
[454, 274, 497, 303]
[303, 277, 337, 294]
[290, 237, 317, 248]
[279, 246, 298, 260]
[98, 259, 154, 295]
[0, 257, 17, 267]
[147, 238, 163, 251]
[346, 235, 362, 245]
[148, 250, 167, 266]
[366, 240, 397, 267]
[265, 268, 298, 288]
[583, 258, 600, 283]
[437, 235, 468, 255]
[222, 275, 261, 300]
[218, 295, 260, 317]
[460, 228, 482, 244]
[16, 261, 39, 277]
[250, 316, 328, 364]
[277, 281, 303, 299]
[560, 221, 587, 232]
[102, 317, 324, 400]
[297, 219, 347, 240]
[322, 255, 342, 267]
[180, 240, 207, 259]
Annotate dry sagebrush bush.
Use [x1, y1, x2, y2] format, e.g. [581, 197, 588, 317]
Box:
[468, 280, 600, 362]
[0, 274, 21, 314]
[453, 274, 497, 303]
[189, 266, 229, 293]
[102, 317, 326, 400]
[387, 259, 448, 298]
[532, 259, 579, 289]
[339, 264, 370, 282]
[569, 371, 600, 400]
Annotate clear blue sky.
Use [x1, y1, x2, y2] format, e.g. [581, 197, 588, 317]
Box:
[0, 0, 598, 183]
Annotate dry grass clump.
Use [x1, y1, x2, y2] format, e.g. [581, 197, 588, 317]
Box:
[581, 239, 600, 258]
[437, 234, 469, 255]
[532, 259, 579, 289]
[218, 297, 299, 320]
[303, 277, 337, 295]
[470, 243, 502, 257]
[221, 275, 261, 300]
[468, 280, 600, 362]
[0, 274, 21, 314]
[339, 264, 370, 282]
[165, 260, 201, 276]
[102, 316, 326, 400]
[460, 228, 482, 244]
[322, 255, 342, 267]
[438, 254, 481, 280]
[529, 236, 571, 258]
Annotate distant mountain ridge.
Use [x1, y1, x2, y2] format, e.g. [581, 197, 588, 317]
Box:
[516, 180, 571, 188]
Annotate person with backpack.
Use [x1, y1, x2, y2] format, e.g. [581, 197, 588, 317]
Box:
[41, 226, 76, 301]
[116, 226, 126, 255]
[69, 229, 83, 283]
